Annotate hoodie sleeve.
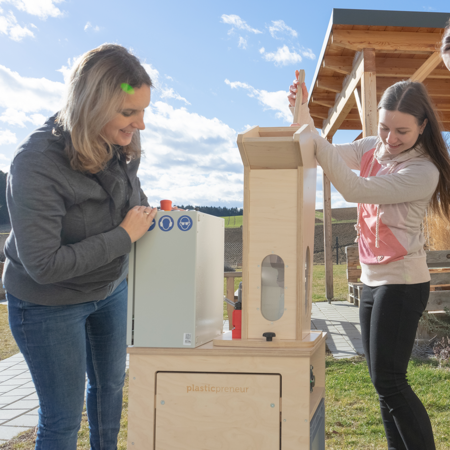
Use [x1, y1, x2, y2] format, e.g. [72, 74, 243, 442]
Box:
[311, 133, 439, 205]
[291, 103, 377, 170]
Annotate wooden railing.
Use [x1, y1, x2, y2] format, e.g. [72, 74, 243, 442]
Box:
[224, 271, 242, 330]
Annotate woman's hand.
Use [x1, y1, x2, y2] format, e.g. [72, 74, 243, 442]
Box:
[288, 79, 308, 107]
[120, 205, 158, 243]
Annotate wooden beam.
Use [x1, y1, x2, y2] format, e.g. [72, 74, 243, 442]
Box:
[321, 52, 364, 138]
[323, 139, 334, 302]
[361, 49, 378, 137]
[323, 55, 450, 79]
[409, 52, 443, 82]
[323, 56, 354, 74]
[376, 78, 450, 97]
[310, 96, 334, 108]
[332, 30, 441, 53]
[354, 87, 363, 122]
[316, 77, 345, 93]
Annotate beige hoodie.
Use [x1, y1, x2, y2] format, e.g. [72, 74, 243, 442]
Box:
[293, 103, 439, 286]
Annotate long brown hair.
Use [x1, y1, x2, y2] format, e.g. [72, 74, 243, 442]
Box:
[378, 81, 450, 220]
[441, 19, 450, 57]
[56, 44, 152, 173]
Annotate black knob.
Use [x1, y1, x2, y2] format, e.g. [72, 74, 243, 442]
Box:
[263, 332, 276, 342]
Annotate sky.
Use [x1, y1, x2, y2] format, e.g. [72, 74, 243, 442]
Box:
[0, 0, 449, 210]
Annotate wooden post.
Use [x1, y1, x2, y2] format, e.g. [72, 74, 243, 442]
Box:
[323, 134, 333, 302]
[361, 49, 377, 137]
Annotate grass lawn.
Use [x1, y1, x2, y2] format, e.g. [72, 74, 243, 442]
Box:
[0, 306, 19, 361]
[325, 356, 450, 449]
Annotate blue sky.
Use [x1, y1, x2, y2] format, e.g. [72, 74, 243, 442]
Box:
[0, 0, 449, 209]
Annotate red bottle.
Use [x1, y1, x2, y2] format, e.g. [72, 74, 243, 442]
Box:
[232, 303, 242, 339]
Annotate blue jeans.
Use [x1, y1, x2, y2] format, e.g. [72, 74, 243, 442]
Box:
[7, 279, 128, 450]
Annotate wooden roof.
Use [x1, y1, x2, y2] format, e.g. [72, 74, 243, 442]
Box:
[308, 8, 450, 136]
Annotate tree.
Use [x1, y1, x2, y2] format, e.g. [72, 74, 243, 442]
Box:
[0, 171, 9, 224]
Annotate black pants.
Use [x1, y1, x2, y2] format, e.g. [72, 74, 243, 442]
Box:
[360, 282, 435, 450]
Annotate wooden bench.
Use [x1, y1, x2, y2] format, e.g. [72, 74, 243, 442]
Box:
[345, 246, 363, 306]
[345, 247, 450, 311]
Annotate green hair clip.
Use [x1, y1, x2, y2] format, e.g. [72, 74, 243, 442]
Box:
[120, 83, 135, 95]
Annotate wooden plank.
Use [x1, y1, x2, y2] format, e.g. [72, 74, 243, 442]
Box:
[430, 272, 450, 285]
[354, 87, 363, 122]
[321, 52, 364, 138]
[426, 250, 450, 268]
[316, 77, 344, 93]
[426, 291, 450, 311]
[224, 271, 243, 278]
[323, 55, 450, 79]
[293, 69, 306, 125]
[332, 30, 442, 53]
[377, 78, 450, 97]
[242, 166, 250, 340]
[430, 284, 450, 291]
[409, 52, 443, 82]
[214, 330, 323, 348]
[323, 171, 333, 301]
[247, 170, 298, 340]
[361, 49, 378, 138]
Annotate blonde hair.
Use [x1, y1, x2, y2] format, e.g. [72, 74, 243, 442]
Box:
[56, 44, 152, 173]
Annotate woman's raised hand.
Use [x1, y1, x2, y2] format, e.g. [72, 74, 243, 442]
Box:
[120, 205, 158, 243]
[287, 79, 309, 107]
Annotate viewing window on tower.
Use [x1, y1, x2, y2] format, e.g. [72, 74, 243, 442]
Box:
[261, 255, 285, 321]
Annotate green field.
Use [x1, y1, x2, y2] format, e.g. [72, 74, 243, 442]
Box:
[222, 214, 355, 228]
[221, 215, 243, 228]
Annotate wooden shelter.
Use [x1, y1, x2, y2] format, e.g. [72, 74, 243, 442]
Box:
[310, 9, 450, 299]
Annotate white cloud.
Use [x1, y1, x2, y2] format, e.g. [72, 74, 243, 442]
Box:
[139, 101, 243, 206]
[84, 21, 100, 32]
[238, 36, 247, 49]
[259, 47, 265, 54]
[0, 108, 46, 127]
[301, 48, 316, 60]
[225, 79, 291, 122]
[0, 0, 63, 19]
[142, 63, 160, 88]
[0, 129, 16, 145]
[160, 87, 190, 105]
[0, 64, 65, 114]
[262, 45, 303, 66]
[0, 9, 34, 41]
[220, 14, 262, 34]
[57, 56, 81, 83]
[268, 20, 297, 39]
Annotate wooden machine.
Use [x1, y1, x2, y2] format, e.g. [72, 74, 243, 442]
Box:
[127, 70, 326, 449]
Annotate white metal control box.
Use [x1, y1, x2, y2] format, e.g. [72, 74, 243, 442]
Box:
[127, 211, 224, 348]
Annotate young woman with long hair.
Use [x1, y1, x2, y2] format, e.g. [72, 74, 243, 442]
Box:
[288, 77, 450, 449]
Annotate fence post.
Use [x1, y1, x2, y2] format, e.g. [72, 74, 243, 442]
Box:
[336, 237, 339, 265]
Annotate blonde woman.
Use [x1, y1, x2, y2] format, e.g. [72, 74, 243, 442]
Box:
[5, 44, 156, 450]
